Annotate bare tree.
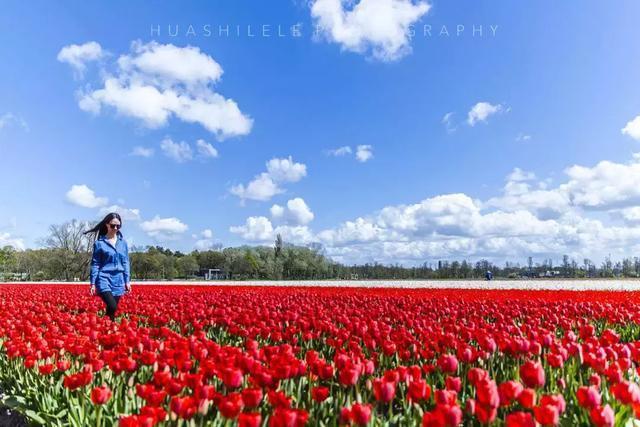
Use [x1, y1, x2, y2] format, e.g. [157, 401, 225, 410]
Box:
[40, 219, 94, 281]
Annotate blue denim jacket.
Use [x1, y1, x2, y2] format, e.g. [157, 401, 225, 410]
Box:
[90, 233, 130, 289]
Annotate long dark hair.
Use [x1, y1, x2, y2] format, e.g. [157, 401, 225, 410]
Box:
[84, 212, 123, 241]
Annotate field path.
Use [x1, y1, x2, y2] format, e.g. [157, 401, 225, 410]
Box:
[4, 279, 640, 290]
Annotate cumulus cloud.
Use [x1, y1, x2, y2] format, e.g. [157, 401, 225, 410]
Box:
[266, 157, 307, 182]
[560, 158, 640, 210]
[310, 0, 431, 61]
[0, 232, 25, 250]
[130, 146, 154, 157]
[507, 168, 536, 182]
[160, 137, 193, 163]
[196, 139, 218, 158]
[326, 145, 373, 163]
[193, 228, 216, 250]
[326, 146, 352, 156]
[231, 156, 307, 202]
[230, 215, 315, 245]
[65, 184, 108, 208]
[442, 112, 456, 133]
[622, 115, 640, 141]
[467, 102, 504, 126]
[355, 145, 374, 162]
[230, 154, 640, 265]
[0, 113, 29, 132]
[270, 204, 285, 219]
[271, 198, 315, 225]
[229, 216, 274, 241]
[231, 173, 283, 202]
[62, 40, 252, 139]
[98, 205, 141, 221]
[140, 215, 188, 240]
[57, 41, 104, 76]
[516, 133, 532, 142]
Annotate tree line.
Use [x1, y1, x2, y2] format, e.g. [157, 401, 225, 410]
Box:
[1, 219, 639, 281]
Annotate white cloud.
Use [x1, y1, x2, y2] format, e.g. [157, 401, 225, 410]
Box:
[98, 205, 141, 221]
[442, 112, 456, 133]
[310, 0, 431, 61]
[274, 225, 315, 245]
[230, 215, 315, 246]
[355, 145, 373, 162]
[196, 139, 219, 158]
[231, 173, 283, 202]
[560, 158, 640, 210]
[467, 102, 504, 126]
[160, 137, 193, 163]
[130, 146, 154, 157]
[193, 228, 215, 250]
[270, 204, 285, 219]
[231, 156, 307, 202]
[64, 40, 252, 139]
[619, 207, 640, 224]
[327, 146, 352, 156]
[622, 115, 640, 141]
[118, 41, 222, 85]
[507, 168, 536, 182]
[318, 217, 386, 246]
[230, 153, 640, 265]
[57, 41, 104, 76]
[0, 113, 29, 132]
[286, 198, 315, 225]
[266, 156, 307, 183]
[0, 232, 25, 250]
[229, 216, 274, 241]
[272, 198, 315, 225]
[327, 145, 373, 163]
[516, 133, 532, 142]
[65, 184, 108, 208]
[140, 215, 188, 240]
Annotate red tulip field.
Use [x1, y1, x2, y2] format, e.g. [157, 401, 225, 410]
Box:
[2, 284, 640, 426]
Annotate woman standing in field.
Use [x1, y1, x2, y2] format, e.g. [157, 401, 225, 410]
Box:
[84, 212, 131, 321]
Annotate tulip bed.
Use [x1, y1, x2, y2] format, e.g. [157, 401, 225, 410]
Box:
[2, 285, 640, 426]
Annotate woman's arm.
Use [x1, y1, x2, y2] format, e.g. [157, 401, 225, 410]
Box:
[90, 241, 101, 287]
[122, 240, 131, 285]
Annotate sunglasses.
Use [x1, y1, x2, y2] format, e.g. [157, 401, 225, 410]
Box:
[108, 223, 121, 229]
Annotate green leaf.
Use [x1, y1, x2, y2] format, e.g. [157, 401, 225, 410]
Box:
[24, 409, 47, 425]
[1, 395, 27, 409]
[53, 408, 68, 419]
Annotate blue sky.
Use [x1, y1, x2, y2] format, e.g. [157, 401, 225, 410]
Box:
[2, 0, 640, 265]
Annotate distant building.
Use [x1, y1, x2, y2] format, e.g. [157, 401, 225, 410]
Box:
[200, 268, 226, 280]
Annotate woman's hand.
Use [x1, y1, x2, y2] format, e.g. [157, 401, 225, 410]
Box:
[125, 282, 132, 293]
[90, 285, 96, 296]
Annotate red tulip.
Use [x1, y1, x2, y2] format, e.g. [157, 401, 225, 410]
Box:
[437, 355, 458, 374]
[408, 379, 431, 401]
[91, 385, 112, 405]
[241, 388, 263, 407]
[239, 413, 262, 427]
[518, 388, 536, 409]
[533, 404, 559, 426]
[590, 405, 614, 427]
[373, 378, 396, 403]
[505, 411, 535, 427]
[349, 403, 372, 426]
[311, 386, 329, 402]
[576, 386, 601, 409]
[519, 361, 545, 388]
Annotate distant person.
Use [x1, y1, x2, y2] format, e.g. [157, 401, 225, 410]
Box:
[84, 213, 131, 321]
[485, 270, 493, 281]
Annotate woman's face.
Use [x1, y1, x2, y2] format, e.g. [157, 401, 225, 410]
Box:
[106, 218, 121, 236]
